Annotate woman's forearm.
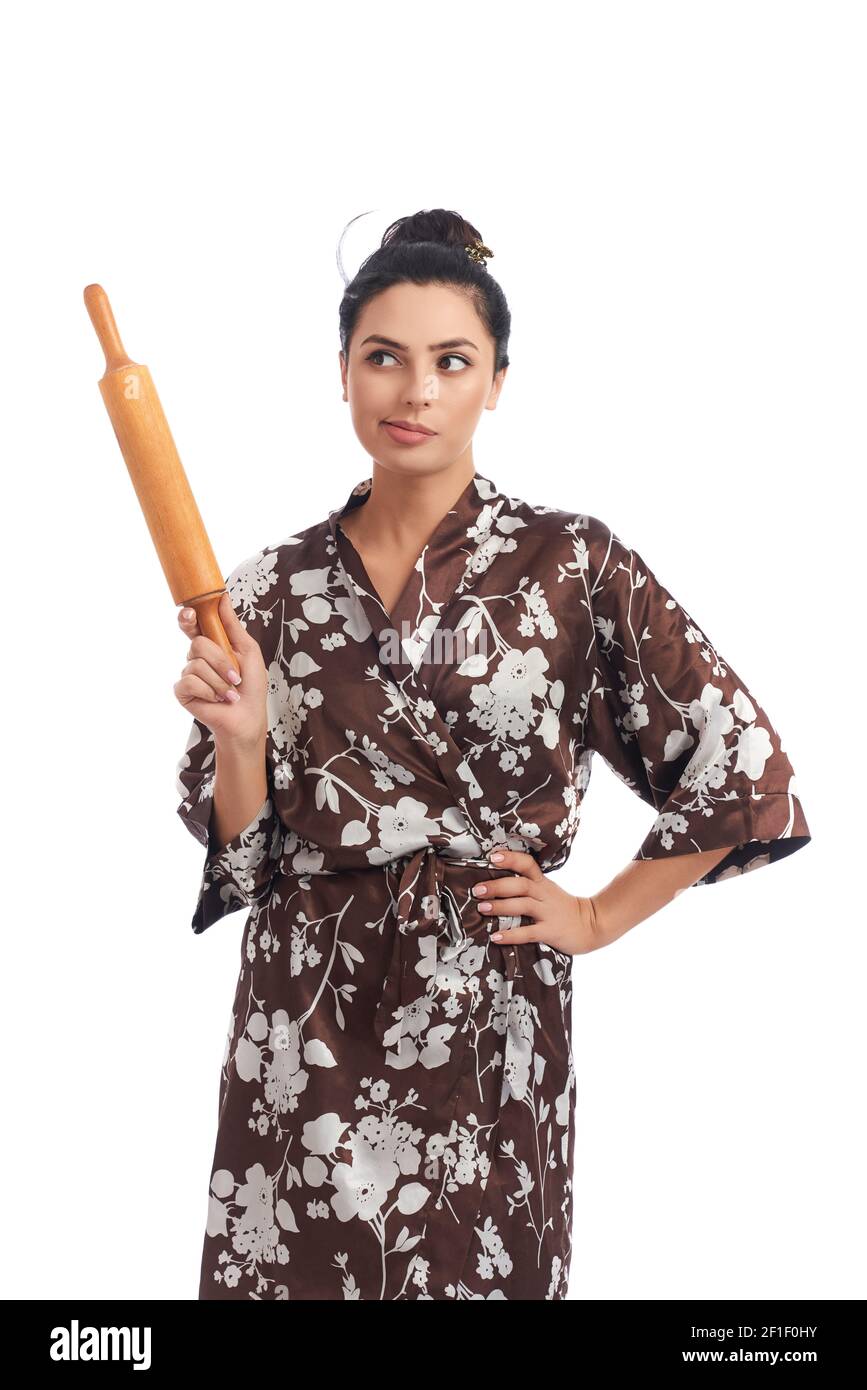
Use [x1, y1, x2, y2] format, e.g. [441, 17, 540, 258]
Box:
[209, 733, 269, 853]
[592, 845, 737, 945]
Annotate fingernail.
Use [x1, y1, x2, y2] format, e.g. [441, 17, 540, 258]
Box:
[182, 607, 195, 620]
[223, 689, 241, 703]
[491, 932, 502, 941]
[489, 852, 504, 863]
[473, 885, 486, 896]
[480, 902, 491, 911]
[227, 668, 242, 684]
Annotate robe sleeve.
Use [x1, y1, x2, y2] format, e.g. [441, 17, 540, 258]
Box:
[174, 557, 283, 933]
[175, 719, 283, 933]
[583, 520, 811, 885]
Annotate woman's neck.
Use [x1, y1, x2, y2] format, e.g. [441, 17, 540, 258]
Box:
[340, 459, 477, 553]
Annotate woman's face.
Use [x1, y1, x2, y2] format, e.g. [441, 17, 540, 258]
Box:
[339, 281, 507, 474]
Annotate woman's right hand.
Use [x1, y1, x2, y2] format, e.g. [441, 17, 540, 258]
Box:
[173, 591, 269, 748]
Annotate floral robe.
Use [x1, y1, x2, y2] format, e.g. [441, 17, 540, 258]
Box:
[175, 468, 811, 1300]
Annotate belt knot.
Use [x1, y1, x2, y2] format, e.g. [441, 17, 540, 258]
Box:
[374, 844, 474, 1051]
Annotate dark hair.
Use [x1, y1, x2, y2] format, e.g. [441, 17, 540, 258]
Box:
[337, 208, 511, 380]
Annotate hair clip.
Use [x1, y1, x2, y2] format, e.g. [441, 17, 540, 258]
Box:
[464, 240, 494, 267]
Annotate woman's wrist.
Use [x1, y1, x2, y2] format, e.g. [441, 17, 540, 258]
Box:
[584, 893, 614, 947]
[214, 725, 267, 757]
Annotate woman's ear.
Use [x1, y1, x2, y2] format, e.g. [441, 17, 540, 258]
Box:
[487, 364, 508, 409]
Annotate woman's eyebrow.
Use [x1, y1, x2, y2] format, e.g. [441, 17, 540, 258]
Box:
[360, 334, 479, 353]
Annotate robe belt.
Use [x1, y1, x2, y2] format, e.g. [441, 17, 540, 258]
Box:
[373, 844, 518, 1048]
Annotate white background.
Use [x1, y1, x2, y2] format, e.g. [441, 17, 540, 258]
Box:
[1, 0, 860, 1301]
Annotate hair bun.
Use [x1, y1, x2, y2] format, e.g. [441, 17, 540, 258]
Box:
[337, 206, 510, 376]
[381, 208, 487, 257]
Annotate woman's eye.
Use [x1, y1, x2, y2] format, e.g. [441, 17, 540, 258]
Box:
[364, 350, 471, 371]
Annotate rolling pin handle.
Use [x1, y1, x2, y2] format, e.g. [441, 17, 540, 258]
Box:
[188, 590, 241, 679]
[83, 284, 134, 372]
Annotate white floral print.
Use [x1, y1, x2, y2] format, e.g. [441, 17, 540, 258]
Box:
[175, 470, 810, 1298]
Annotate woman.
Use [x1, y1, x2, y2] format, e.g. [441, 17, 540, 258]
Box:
[174, 208, 811, 1300]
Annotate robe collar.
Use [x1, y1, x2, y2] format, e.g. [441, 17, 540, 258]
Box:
[326, 468, 505, 667]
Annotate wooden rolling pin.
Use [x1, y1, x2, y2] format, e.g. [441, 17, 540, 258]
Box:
[83, 283, 238, 674]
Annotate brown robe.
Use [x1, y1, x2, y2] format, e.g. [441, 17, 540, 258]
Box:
[176, 468, 811, 1300]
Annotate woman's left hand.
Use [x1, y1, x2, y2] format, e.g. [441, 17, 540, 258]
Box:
[474, 848, 604, 955]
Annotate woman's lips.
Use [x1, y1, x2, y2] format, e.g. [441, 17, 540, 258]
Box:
[381, 421, 437, 446]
